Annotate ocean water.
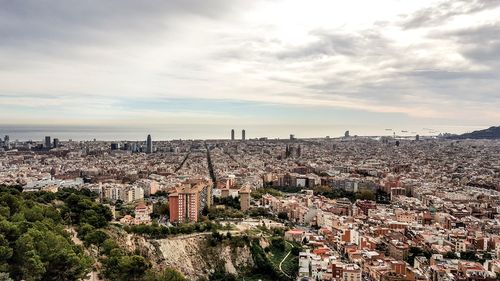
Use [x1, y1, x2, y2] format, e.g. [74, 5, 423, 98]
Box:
[0, 124, 488, 141]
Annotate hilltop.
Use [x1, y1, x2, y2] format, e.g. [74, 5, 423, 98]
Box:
[449, 126, 500, 140]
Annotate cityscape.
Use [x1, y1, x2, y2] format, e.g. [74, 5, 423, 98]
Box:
[0, 130, 499, 281]
[1, 0, 500, 281]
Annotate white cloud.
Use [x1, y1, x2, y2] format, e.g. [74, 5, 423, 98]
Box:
[0, 0, 499, 129]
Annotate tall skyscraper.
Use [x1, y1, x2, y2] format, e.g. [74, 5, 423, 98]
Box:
[231, 129, 235, 140]
[45, 136, 51, 149]
[345, 130, 350, 137]
[146, 134, 153, 154]
[4, 135, 10, 150]
[242, 129, 246, 141]
[290, 134, 295, 140]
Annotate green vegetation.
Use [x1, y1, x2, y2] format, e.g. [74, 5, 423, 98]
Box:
[248, 207, 273, 218]
[277, 212, 289, 220]
[0, 186, 92, 281]
[124, 221, 231, 239]
[207, 231, 250, 248]
[442, 251, 491, 263]
[145, 268, 187, 281]
[265, 238, 300, 279]
[375, 189, 390, 203]
[251, 188, 282, 199]
[406, 247, 433, 265]
[97, 226, 187, 281]
[249, 239, 289, 281]
[312, 186, 376, 202]
[444, 251, 459, 259]
[207, 206, 244, 220]
[270, 186, 303, 193]
[151, 201, 169, 219]
[102, 252, 150, 281]
[214, 196, 240, 210]
[0, 186, 187, 281]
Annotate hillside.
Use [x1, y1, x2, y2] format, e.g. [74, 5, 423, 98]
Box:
[113, 229, 288, 281]
[0, 187, 189, 281]
[106, 228, 252, 279]
[450, 126, 500, 139]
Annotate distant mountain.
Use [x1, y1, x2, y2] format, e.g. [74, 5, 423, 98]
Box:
[450, 126, 500, 139]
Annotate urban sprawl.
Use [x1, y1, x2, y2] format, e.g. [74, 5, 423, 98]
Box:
[0, 131, 499, 281]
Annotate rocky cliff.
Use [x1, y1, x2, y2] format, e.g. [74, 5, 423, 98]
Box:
[115, 231, 254, 280]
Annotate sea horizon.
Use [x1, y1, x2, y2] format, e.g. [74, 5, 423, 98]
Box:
[0, 124, 491, 142]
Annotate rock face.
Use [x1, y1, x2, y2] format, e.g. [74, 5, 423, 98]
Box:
[125, 232, 254, 280]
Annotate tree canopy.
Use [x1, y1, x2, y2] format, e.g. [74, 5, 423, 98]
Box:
[0, 186, 92, 281]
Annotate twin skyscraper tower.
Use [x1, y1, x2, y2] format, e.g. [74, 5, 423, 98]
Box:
[230, 129, 246, 141]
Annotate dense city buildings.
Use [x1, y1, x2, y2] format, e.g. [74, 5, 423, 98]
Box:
[0, 135, 499, 280]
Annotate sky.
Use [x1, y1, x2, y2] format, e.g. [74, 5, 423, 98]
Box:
[0, 0, 499, 140]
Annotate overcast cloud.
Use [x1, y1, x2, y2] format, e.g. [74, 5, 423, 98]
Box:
[0, 0, 499, 137]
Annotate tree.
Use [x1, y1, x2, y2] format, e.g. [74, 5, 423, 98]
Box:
[152, 202, 169, 219]
[356, 189, 375, 201]
[407, 247, 433, 265]
[101, 239, 120, 256]
[277, 212, 289, 220]
[0, 234, 13, 272]
[0, 272, 13, 281]
[460, 251, 479, 261]
[0, 188, 92, 281]
[271, 237, 286, 252]
[83, 229, 109, 252]
[145, 268, 187, 281]
[103, 254, 150, 281]
[444, 251, 458, 259]
[15, 239, 46, 281]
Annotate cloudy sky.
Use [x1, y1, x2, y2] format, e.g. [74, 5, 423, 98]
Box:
[0, 0, 499, 139]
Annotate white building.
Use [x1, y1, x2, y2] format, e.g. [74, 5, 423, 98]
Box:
[126, 187, 144, 203]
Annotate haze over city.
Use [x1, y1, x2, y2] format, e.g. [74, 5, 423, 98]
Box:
[1, 0, 500, 140]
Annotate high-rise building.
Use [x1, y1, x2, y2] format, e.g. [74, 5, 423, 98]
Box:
[146, 134, 153, 154]
[107, 187, 123, 202]
[4, 135, 10, 150]
[242, 129, 246, 141]
[239, 186, 251, 212]
[231, 129, 235, 140]
[345, 130, 350, 137]
[45, 136, 51, 149]
[126, 187, 144, 203]
[111, 143, 120, 150]
[416, 134, 420, 141]
[290, 134, 295, 140]
[169, 179, 212, 223]
[53, 138, 60, 148]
